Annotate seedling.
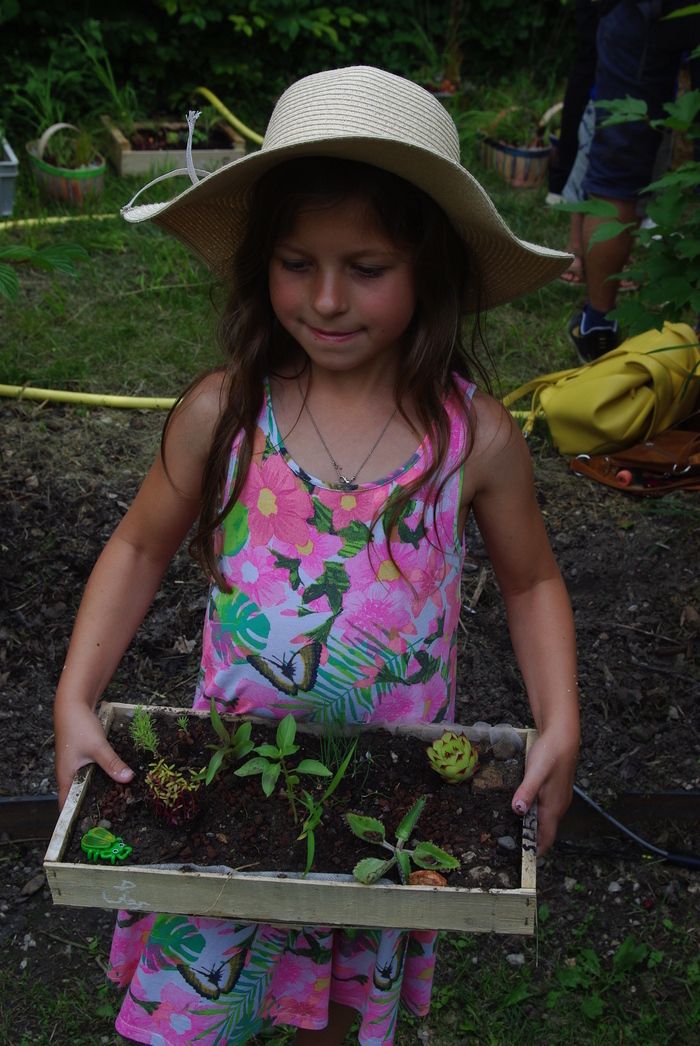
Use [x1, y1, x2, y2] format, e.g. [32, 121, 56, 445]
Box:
[346, 795, 460, 885]
[130, 706, 159, 757]
[297, 739, 357, 875]
[144, 758, 202, 826]
[200, 696, 254, 785]
[234, 713, 332, 823]
[426, 731, 479, 784]
[176, 714, 189, 732]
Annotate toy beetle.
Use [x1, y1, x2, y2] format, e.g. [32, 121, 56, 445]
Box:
[81, 826, 132, 864]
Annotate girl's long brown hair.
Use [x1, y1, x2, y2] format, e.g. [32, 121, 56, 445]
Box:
[164, 157, 492, 590]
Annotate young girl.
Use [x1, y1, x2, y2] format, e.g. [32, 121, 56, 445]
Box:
[54, 66, 579, 1046]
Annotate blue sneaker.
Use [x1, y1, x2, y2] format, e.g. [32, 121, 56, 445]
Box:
[568, 311, 620, 363]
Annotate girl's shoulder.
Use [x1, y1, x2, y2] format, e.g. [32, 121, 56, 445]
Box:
[466, 389, 531, 491]
[164, 369, 228, 462]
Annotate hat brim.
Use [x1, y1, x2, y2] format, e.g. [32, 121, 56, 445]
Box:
[123, 135, 571, 311]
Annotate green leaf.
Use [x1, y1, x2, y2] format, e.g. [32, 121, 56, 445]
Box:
[319, 739, 357, 803]
[215, 586, 270, 653]
[209, 696, 229, 743]
[345, 813, 386, 843]
[34, 243, 88, 274]
[303, 828, 315, 875]
[234, 756, 270, 777]
[261, 762, 281, 796]
[309, 498, 334, 534]
[254, 744, 281, 759]
[276, 713, 297, 752]
[271, 550, 302, 589]
[396, 849, 411, 883]
[612, 936, 648, 974]
[412, 841, 460, 870]
[296, 759, 332, 776]
[588, 221, 636, 247]
[205, 748, 225, 785]
[581, 994, 605, 1020]
[0, 245, 35, 262]
[0, 264, 19, 302]
[395, 796, 427, 843]
[352, 857, 393, 884]
[597, 95, 648, 126]
[337, 520, 372, 558]
[221, 500, 249, 557]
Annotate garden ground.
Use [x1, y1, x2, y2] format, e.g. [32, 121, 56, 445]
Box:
[1, 401, 698, 1044]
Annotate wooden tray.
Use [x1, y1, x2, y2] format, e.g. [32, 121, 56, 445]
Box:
[44, 703, 538, 935]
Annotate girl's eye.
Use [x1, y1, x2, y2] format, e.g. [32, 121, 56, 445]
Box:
[354, 265, 386, 279]
[280, 258, 309, 273]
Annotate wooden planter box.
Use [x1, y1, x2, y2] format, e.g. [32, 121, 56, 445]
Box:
[44, 703, 538, 935]
[101, 117, 246, 177]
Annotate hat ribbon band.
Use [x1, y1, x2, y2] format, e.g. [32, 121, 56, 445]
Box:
[121, 109, 208, 216]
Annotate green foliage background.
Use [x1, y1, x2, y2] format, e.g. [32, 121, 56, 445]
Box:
[1, 0, 573, 137]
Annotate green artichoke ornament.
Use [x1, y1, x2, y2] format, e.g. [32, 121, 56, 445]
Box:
[426, 731, 479, 784]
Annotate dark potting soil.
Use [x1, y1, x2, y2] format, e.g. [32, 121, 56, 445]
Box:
[65, 713, 525, 890]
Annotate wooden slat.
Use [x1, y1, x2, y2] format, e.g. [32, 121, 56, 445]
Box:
[520, 728, 538, 891]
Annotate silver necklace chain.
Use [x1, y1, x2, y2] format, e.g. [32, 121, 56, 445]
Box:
[299, 382, 397, 490]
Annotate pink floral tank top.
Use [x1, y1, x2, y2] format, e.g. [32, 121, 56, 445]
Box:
[193, 376, 475, 727]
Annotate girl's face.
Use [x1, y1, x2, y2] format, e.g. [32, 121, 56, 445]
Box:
[269, 198, 416, 380]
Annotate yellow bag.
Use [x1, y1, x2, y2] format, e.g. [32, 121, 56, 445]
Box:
[503, 322, 700, 455]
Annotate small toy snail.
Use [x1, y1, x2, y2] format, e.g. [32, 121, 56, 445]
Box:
[81, 827, 132, 864]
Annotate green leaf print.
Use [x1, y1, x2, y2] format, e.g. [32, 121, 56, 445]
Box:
[221, 500, 249, 557]
[191, 930, 288, 1045]
[214, 586, 270, 653]
[375, 648, 441, 686]
[309, 497, 334, 534]
[150, 915, 205, 965]
[336, 519, 372, 558]
[271, 550, 302, 590]
[397, 512, 425, 549]
[302, 561, 350, 615]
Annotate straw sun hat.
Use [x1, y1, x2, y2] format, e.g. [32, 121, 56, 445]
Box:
[122, 66, 570, 310]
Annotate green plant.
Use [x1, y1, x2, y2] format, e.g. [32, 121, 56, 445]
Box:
[144, 758, 202, 826]
[42, 125, 101, 169]
[557, 84, 700, 335]
[71, 22, 141, 139]
[426, 731, 479, 784]
[297, 738, 357, 875]
[200, 696, 254, 785]
[6, 57, 83, 133]
[345, 795, 460, 885]
[0, 244, 88, 303]
[234, 713, 332, 822]
[176, 713, 189, 732]
[130, 705, 160, 756]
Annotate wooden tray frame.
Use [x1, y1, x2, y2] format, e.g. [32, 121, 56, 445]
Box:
[44, 704, 537, 935]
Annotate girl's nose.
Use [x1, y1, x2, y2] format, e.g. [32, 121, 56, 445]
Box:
[312, 269, 346, 316]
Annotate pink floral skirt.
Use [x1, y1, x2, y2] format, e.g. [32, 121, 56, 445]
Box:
[109, 912, 437, 1044]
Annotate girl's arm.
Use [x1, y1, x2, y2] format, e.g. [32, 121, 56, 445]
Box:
[468, 393, 580, 855]
[54, 374, 224, 807]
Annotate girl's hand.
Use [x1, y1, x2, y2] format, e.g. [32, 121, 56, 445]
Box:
[55, 703, 134, 809]
[511, 730, 578, 855]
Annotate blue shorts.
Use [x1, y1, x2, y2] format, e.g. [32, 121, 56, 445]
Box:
[583, 0, 691, 199]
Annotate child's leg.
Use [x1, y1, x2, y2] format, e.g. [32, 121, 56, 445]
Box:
[295, 1002, 357, 1045]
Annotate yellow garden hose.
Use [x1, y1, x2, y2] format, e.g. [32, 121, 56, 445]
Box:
[193, 86, 264, 146]
[0, 382, 531, 420]
[0, 384, 175, 409]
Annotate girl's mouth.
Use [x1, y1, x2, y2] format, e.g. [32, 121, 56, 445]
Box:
[307, 325, 362, 343]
